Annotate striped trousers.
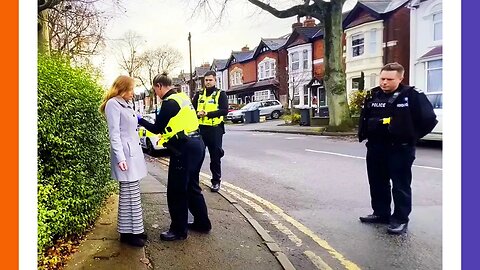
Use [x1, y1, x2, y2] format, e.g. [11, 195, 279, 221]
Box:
[118, 180, 144, 234]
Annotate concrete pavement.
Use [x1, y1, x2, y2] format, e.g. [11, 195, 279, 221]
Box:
[65, 156, 292, 270]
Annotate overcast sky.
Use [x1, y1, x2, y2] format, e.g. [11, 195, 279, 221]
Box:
[95, 0, 357, 87]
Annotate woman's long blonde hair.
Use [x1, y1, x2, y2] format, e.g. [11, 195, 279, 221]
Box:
[99, 75, 135, 114]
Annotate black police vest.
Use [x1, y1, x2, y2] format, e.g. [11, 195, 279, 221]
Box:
[363, 86, 417, 144]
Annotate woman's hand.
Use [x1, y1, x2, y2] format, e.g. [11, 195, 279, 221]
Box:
[118, 161, 128, 171]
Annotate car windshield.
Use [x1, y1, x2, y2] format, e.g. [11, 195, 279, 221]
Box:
[242, 102, 260, 111]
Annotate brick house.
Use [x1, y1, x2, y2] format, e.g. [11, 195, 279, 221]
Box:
[343, 0, 411, 97]
[283, 17, 323, 109]
[225, 46, 256, 104]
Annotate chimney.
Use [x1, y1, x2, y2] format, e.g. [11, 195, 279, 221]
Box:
[292, 16, 302, 30]
[303, 16, 316, 27]
[201, 62, 210, 68]
[241, 45, 250, 52]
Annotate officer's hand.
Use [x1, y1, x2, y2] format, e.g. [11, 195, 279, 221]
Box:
[197, 110, 206, 117]
[136, 112, 143, 121]
[118, 161, 128, 171]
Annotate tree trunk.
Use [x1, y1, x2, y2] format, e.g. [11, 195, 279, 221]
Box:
[38, 10, 50, 55]
[323, 0, 353, 131]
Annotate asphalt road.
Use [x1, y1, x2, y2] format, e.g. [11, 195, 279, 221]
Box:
[198, 125, 442, 270]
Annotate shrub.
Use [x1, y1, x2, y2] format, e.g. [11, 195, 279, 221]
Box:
[348, 90, 368, 117]
[282, 113, 301, 124]
[37, 54, 116, 257]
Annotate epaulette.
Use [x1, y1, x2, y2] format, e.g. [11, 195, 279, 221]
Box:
[412, 86, 424, 93]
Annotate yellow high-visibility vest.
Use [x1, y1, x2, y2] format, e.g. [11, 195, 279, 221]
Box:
[197, 89, 223, 126]
[159, 92, 199, 146]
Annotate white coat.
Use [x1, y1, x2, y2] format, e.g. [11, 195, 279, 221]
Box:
[105, 96, 147, 181]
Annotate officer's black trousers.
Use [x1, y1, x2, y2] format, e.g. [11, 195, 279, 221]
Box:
[199, 125, 225, 185]
[167, 136, 211, 235]
[366, 142, 416, 223]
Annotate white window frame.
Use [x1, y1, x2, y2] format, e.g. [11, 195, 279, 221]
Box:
[291, 52, 300, 71]
[433, 12, 442, 42]
[369, 29, 377, 55]
[351, 77, 361, 90]
[425, 59, 442, 93]
[230, 70, 242, 86]
[351, 33, 365, 57]
[254, 90, 270, 101]
[303, 50, 309, 70]
[258, 58, 276, 80]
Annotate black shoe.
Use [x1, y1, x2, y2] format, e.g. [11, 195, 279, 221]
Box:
[160, 230, 187, 241]
[120, 233, 146, 247]
[135, 232, 148, 240]
[387, 222, 408, 235]
[188, 222, 211, 234]
[210, 183, 220, 192]
[359, 214, 390, 224]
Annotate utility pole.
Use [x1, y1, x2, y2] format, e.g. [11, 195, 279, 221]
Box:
[188, 32, 194, 99]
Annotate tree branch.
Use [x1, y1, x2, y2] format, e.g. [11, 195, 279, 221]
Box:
[245, 0, 312, 18]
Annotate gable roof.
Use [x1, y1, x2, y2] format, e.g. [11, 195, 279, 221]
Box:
[211, 59, 228, 71]
[252, 37, 289, 58]
[360, 0, 409, 14]
[262, 37, 288, 50]
[283, 26, 322, 49]
[226, 48, 255, 67]
[343, 0, 409, 28]
[193, 66, 210, 78]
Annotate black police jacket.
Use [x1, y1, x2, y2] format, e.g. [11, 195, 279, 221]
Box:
[358, 84, 438, 144]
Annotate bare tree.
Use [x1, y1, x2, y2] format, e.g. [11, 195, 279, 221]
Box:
[38, 0, 124, 57]
[47, 1, 109, 63]
[115, 31, 146, 77]
[189, 0, 353, 131]
[136, 46, 184, 110]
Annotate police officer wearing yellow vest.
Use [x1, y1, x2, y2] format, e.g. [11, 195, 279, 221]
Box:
[358, 63, 437, 235]
[138, 72, 211, 241]
[192, 70, 229, 192]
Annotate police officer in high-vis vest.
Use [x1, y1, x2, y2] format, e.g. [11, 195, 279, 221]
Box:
[138, 73, 211, 241]
[192, 70, 229, 192]
[358, 63, 437, 235]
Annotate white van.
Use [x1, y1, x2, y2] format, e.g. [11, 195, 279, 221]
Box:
[422, 93, 442, 141]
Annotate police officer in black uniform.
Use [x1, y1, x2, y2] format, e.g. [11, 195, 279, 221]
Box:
[138, 73, 211, 241]
[358, 63, 437, 235]
[192, 70, 229, 192]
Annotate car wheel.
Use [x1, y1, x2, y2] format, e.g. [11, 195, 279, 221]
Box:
[271, 110, 280, 119]
[146, 139, 155, 156]
[240, 116, 245, 123]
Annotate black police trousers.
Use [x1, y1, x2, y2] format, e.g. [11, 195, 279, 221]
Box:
[199, 125, 225, 185]
[366, 141, 416, 223]
[167, 136, 211, 235]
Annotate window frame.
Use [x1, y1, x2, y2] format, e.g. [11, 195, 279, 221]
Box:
[351, 33, 365, 57]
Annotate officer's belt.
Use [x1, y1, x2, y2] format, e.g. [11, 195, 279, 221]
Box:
[186, 130, 200, 137]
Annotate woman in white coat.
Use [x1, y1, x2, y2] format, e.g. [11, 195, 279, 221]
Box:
[100, 75, 148, 247]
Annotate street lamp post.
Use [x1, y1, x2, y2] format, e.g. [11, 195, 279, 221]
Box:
[188, 32, 194, 99]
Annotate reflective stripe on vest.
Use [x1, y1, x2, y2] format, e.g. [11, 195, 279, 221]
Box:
[197, 89, 223, 126]
[159, 92, 199, 146]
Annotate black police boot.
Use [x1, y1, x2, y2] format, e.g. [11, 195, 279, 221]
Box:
[120, 233, 146, 247]
[387, 222, 408, 235]
[188, 222, 211, 234]
[160, 230, 187, 241]
[210, 183, 220, 192]
[359, 214, 390, 224]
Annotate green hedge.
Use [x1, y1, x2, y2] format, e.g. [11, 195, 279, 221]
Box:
[37, 54, 115, 255]
[348, 90, 368, 117]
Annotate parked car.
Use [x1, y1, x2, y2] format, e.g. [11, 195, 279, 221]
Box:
[226, 100, 284, 123]
[138, 113, 164, 154]
[422, 93, 443, 141]
[228, 103, 241, 112]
